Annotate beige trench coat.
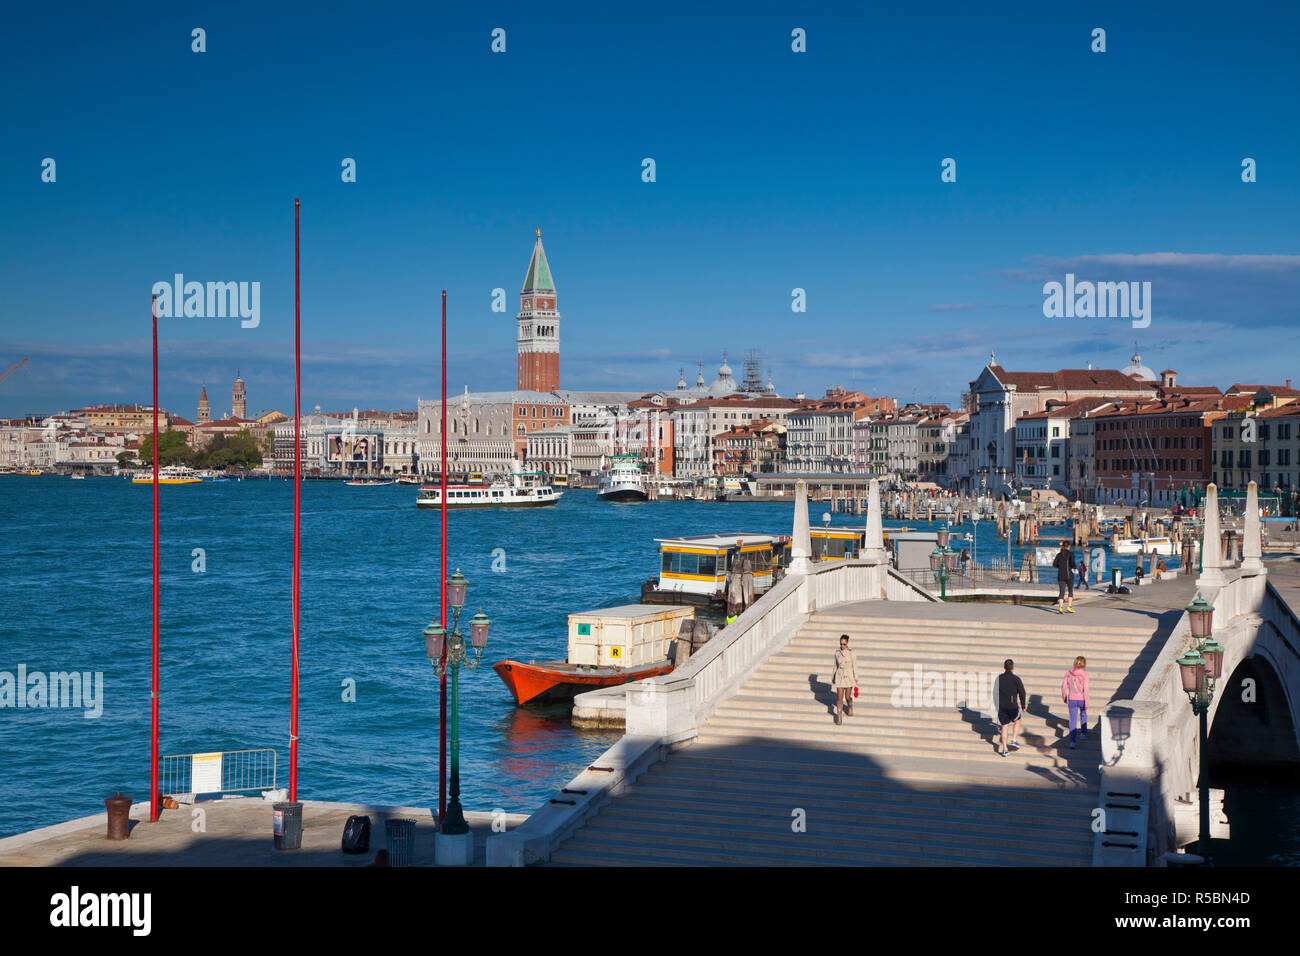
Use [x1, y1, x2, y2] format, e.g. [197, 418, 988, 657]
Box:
[831, 647, 858, 689]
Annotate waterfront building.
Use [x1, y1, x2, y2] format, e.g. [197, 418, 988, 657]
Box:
[526, 424, 574, 477]
[381, 426, 419, 474]
[72, 404, 169, 431]
[966, 352, 1157, 496]
[168, 415, 197, 445]
[917, 410, 968, 487]
[1093, 392, 1247, 506]
[786, 388, 888, 473]
[713, 419, 783, 475]
[1212, 392, 1300, 506]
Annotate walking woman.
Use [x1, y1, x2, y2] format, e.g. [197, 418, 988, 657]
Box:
[1061, 656, 1090, 749]
[832, 634, 858, 725]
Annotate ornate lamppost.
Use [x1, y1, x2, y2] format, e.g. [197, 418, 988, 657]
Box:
[423, 570, 492, 860]
[929, 523, 958, 600]
[1175, 593, 1224, 863]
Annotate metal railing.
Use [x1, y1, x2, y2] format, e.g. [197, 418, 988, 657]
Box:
[158, 748, 278, 797]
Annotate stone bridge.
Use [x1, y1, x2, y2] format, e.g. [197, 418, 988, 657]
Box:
[488, 480, 1300, 866]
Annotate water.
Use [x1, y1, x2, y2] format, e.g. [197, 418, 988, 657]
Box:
[0, 477, 1285, 857]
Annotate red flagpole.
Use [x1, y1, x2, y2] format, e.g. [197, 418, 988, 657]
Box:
[150, 294, 160, 823]
[439, 289, 448, 822]
[290, 198, 302, 801]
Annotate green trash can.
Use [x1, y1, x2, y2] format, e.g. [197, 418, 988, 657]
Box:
[273, 801, 303, 850]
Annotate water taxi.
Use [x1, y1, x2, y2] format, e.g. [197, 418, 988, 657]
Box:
[1113, 536, 1177, 556]
[397, 475, 421, 485]
[416, 465, 561, 509]
[551, 474, 568, 487]
[345, 478, 396, 486]
[642, 533, 790, 607]
[132, 466, 202, 485]
[598, 454, 648, 502]
[494, 605, 694, 706]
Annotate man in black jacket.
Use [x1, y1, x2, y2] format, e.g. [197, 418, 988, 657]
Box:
[993, 658, 1027, 757]
[1052, 540, 1076, 614]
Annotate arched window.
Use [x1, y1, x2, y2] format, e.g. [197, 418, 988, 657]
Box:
[517, 424, 526, 436]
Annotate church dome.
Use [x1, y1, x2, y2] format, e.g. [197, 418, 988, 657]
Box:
[1122, 349, 1157, 382]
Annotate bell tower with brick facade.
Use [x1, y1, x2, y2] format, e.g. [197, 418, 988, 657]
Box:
[517, 229, 560, 392]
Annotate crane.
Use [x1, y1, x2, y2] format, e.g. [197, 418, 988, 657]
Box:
[0, 357, 29, 386]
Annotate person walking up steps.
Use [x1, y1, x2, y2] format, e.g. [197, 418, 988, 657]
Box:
[832, 634, 858, 725]
[1061, 656, 1090, 749]
[1053, 540, 1076, 613]
[993, 659, 1027, 756]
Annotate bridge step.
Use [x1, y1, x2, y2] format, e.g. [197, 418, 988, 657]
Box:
[548, 603, 1163, 865]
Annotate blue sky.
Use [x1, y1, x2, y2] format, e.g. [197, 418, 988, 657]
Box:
[1, 0, 1297, 418]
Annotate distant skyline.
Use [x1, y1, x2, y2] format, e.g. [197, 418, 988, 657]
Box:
[2, 1, 1298, 417]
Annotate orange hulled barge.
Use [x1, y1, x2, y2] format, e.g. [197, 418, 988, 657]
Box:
[494, 604, 696, 706]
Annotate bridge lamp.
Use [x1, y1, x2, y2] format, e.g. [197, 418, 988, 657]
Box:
[1185, 593, 1215, 640]
[1199, 636, 1225, 682]
[1176, 648, 1206, 698]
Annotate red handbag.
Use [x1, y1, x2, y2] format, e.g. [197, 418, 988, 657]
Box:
[853, 686, 859, 698]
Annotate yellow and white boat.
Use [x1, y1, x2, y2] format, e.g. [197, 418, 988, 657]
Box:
[645, 533, 789, 605]
[133, 465, 203, 485]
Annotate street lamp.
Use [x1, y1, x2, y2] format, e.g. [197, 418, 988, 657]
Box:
[423, 569, 492, 839]
[929, 523, 957, 600]
[1175, 592, 1219, 863]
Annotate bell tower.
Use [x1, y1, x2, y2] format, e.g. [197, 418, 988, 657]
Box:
[197, 384, 210, 424]
[232, 371, 246, 419]
[517, 229, 560, 392]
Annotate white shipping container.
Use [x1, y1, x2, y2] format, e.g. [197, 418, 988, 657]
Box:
[567, 604, 695, 669]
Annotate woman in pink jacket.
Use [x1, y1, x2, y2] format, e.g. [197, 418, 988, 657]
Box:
[1062, 656, 1089, 749]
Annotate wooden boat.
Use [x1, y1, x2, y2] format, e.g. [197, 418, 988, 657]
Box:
[345, 478, 396, 486]
[494, 605, 694, 706]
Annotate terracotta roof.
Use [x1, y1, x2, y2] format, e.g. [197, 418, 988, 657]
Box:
[987, 366, 1155, 392]
[1225, 383, 1300, 398]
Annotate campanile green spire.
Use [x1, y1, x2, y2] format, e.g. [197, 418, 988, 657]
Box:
[521, 227, 555, 294]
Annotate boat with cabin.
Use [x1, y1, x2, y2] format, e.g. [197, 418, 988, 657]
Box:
[493, 604, 695, 706]
[1113, 536, 1177, 556]
[641, 533, 790, 607]
[132, 465, 202, 485]
[598, 454, 648, 502]
[416, 463, 561, 509]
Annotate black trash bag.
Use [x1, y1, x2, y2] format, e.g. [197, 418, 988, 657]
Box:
[342, 814, 372, 854]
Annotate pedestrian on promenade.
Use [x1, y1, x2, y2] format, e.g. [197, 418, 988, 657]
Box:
[1052, 540, 1076, 613]
[832, 634, 858, 725]
[1076, 556, 1090, 591]
[1061, 656, 1090, 749]
[993, 659, 1026, 756]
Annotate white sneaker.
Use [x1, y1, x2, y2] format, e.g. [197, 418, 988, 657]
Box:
[1008, 741, 1020, 750]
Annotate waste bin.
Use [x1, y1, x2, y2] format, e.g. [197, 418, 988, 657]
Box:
[1111, 568, 1122, 589]
[105, 792, 132, 841]
[385, 818, 416, 867]
[273, 801, 303, 850]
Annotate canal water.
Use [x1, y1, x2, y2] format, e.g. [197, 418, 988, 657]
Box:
[0, 476, 1294, 863]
